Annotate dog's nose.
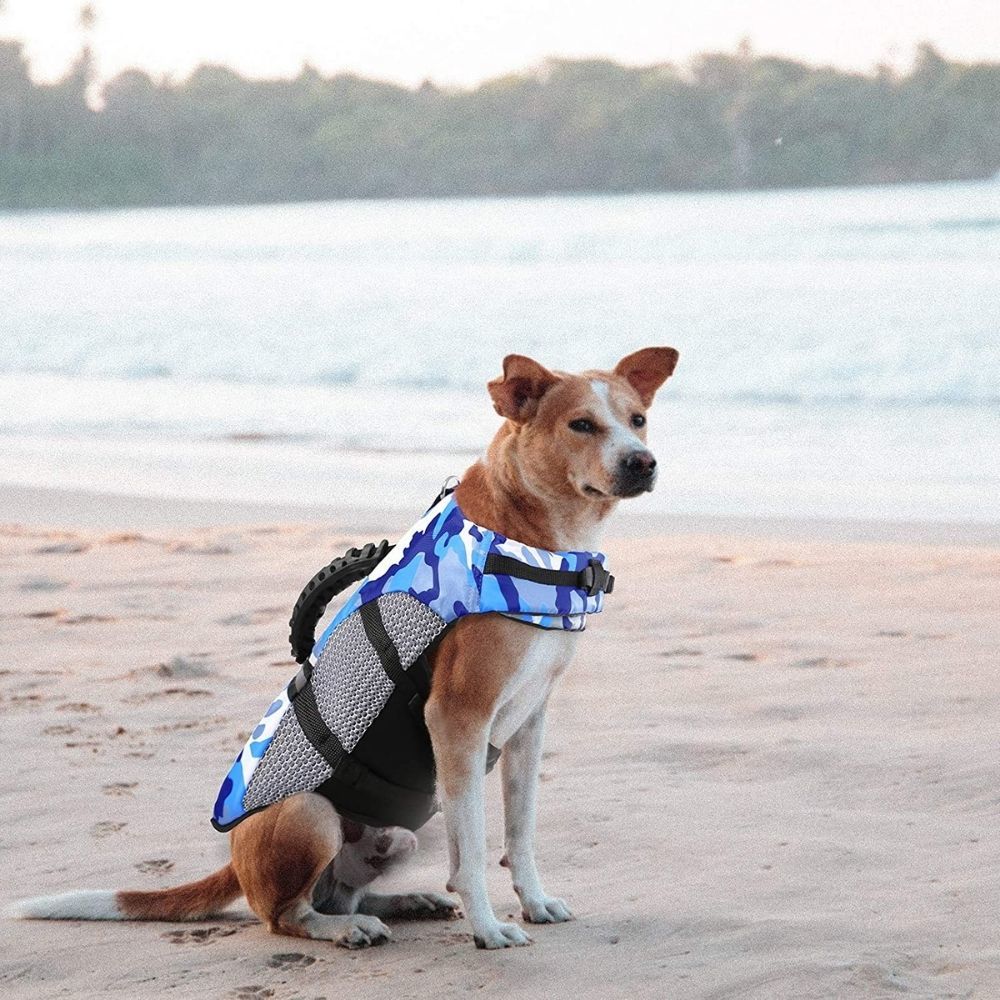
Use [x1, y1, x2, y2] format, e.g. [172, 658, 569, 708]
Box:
[623, 450, 657, 478]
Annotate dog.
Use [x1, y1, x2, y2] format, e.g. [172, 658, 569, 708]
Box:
[12, 347, 678, 950]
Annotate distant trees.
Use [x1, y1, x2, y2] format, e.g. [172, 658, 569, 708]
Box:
[0, 37, 998, 209]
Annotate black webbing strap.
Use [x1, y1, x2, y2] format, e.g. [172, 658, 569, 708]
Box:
[482, 552, 614, 597]
[293, 681, 344, 770]
[358, 601, 409, 688]
[359, 599, 433, 725]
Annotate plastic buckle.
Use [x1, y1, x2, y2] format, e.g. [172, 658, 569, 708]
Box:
[580, 558, 612, 597]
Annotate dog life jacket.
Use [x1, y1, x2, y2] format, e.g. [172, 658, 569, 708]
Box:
[211, 487, 615, 833]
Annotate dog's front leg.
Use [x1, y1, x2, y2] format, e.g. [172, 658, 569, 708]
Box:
[426, 701, 532, 949]
[501, 704, 574, 923]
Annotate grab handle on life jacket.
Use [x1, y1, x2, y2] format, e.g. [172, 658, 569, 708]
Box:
[288, 539, 394, 664]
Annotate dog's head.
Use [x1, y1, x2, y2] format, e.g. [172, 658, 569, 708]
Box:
[487, 347, 678, 503]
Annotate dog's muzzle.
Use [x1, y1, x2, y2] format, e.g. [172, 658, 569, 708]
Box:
[614, 449, 657, 496]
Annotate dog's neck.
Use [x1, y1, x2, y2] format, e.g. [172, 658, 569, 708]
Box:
[455, 426, 615, 553]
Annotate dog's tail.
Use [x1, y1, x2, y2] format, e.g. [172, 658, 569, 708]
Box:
[9, 863, 242, 922]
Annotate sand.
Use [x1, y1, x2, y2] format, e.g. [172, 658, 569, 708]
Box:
[1, 488, 997, 999]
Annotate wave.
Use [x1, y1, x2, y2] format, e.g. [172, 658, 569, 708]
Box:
[846, 216, 1000, 234]
[311, 367, 361, 386]
[1, 366, 997, 410]
[697, 389, 1000, 408]
[3, 184, 998, 411]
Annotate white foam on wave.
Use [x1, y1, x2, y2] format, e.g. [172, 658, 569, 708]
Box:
[1, 183, 998, 407]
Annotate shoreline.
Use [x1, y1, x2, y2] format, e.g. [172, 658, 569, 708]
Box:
[2, 481, 997, 547]
[3, 177, 994, 217]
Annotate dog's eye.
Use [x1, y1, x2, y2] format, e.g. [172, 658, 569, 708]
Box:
[631, 413, 646, 428]
[568, 418, 597, 434]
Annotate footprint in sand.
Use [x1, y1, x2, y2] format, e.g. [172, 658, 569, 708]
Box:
[163, 926, 240, 945]
[659, 647, 704, 658]
[168, 540, 233, 555]
[25, 609, 65, 619]
[43, 724, 77, 736]
[19, 578, 69, 592]
[135, 858, 175, 874]
[57, 701, 102, 713]
[267, 953, 317, 969]
[62, 614, 118, 625]
[218, 607, 284, 627]
[90, 821, 127, 838]
[101, 533, 148, 545]
[153, 715, 228, 735]
[218, 613, 254, 626]
[876, 629, 909, 638]
[124, 687, 213, 704]
[35, 541, 90, 554]
[102, 782, 138, 797]
[232, 988, 275, 1000]
[154, 656, 214, 679]
[250, 647, 280, 659]
[791, 656, 856, 669]
[9, 693, 47, 706]
[725, 652, 761, 662]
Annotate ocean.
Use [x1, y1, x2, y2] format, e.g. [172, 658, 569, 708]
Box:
[1, 181, 997, 523]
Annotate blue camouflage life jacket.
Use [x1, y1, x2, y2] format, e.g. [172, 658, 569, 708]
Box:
[211, 488, 615, 833]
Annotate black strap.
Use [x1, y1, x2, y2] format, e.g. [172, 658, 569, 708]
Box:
[358, 601, 409, 688]
[483, 552, 614, 597]
[293, 682, 344, 770]
[361, 599, 433, 726]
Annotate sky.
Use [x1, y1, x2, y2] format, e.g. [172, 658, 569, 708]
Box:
[3, 0, 1000, 88]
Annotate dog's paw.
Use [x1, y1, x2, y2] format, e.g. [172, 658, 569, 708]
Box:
[521, 895, 574, 924]
[472, 920, 533, 949]
[336, 915, 391, 949]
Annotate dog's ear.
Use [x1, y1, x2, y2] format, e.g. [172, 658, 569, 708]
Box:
[614, 347, 679, 406]
[488, 354, 560, 422]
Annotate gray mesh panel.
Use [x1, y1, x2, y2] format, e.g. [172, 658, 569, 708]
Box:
[377, 592, 448, 669]
[311, 609, 392, 751]
[242, 709, 332, 812]
[242, 593, 447, 813]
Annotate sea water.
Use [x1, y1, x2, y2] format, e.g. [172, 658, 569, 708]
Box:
[1, 182, 997, 522]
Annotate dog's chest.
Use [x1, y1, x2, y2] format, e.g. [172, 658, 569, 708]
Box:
[488, 623, 579, 747]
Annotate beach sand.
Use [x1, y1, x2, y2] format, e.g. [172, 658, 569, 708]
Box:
[1, 487, 997, 999]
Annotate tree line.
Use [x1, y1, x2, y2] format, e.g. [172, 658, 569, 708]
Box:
[0, 35, 998, 209]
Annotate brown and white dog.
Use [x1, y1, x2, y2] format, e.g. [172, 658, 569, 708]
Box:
[12, 347, 678, 950]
